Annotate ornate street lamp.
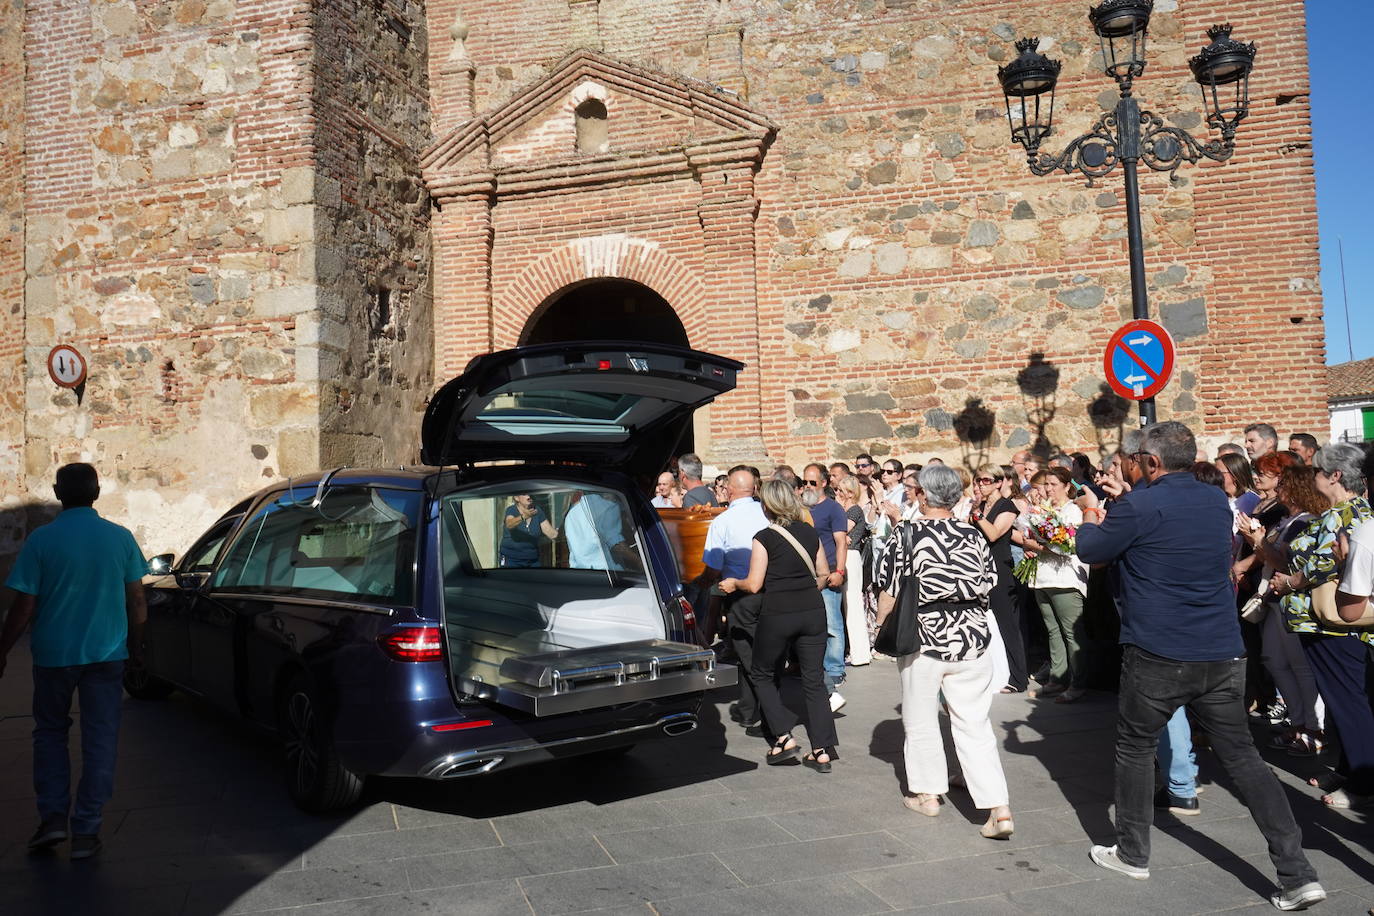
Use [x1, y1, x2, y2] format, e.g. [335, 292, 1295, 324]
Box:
[996, 4, 1256, 425]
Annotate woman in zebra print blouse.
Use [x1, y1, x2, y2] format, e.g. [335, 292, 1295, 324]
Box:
[875, 464, 1015, 839]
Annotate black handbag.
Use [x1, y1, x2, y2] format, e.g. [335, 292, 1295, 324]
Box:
[873, 578, 923, 656]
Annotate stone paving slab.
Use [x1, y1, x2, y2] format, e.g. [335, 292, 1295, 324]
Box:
[0, 640, 1371, 915]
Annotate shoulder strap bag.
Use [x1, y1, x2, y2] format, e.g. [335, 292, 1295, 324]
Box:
[1310, 580, 1374, 629]
[769, 523, 818, 580]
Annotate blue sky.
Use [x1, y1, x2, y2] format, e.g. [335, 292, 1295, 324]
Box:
[1310, 3, 1371, 364]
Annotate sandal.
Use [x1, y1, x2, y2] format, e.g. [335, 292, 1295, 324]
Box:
[981, 812, 1015, 840]
[1321, 788, 1373, 809]
[765, 734, 800, 766]
[902, 793, 941, 816]
[803, 747, 837, 773]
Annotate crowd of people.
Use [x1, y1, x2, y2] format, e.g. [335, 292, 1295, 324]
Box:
[664, 421, 1374, 912]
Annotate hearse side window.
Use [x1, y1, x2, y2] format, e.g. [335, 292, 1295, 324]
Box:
[439, 482, 643, 576]
[211, 486, 420, 603]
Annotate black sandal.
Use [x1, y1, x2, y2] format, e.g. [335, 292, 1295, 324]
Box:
[766, 734, 800, 766]
[803, 747, 837, 773]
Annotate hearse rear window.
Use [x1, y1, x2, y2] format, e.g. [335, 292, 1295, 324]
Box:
[212, 486, 421, 603]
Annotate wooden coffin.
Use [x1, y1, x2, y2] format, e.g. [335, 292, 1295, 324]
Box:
[655, 506, 725, 582]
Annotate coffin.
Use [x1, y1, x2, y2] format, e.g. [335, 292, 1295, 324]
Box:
[656, 506, 725, 582]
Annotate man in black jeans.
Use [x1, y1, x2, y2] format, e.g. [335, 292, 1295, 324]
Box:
[1077, 421, 1324, 912]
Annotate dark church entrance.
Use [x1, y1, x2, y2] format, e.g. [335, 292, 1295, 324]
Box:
[521, 278, 695, 464]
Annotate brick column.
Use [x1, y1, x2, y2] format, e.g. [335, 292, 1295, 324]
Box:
[692, 155, 766, 463]
[433, 18, 476, 138]
[432, 184, 495, 380]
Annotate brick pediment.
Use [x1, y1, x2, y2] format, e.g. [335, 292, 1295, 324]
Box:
[422, 49, 776, 201]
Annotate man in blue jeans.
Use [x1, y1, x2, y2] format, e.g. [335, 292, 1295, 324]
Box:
[802, 463, 849, 711]
[0, 463, 148, 860]
[1077, 422, 1324, 912]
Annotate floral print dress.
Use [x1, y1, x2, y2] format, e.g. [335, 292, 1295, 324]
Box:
[1281, 496, 1373, 646]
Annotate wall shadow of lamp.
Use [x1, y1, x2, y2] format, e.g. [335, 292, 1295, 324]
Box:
[953, 398, 998, 472]
[1016, 352, 1059, 460]
[1087, 382, 1132, 462]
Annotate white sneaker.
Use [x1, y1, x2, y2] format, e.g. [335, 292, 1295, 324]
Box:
[829, 691, 846, 713]
[1090, 844, 1149, 880]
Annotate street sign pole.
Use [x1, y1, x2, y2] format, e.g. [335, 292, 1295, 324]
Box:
[1121, 149, 1155, 427]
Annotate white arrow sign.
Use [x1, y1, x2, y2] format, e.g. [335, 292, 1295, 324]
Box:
[1128, 335, 1153, 346]
[1122, 373, 1149, 385]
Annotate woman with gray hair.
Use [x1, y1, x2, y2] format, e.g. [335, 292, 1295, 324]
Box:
[1269, 442, 1374, 808]
[873, 464, 1014, 838]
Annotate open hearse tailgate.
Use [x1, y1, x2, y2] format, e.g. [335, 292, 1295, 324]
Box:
[450, 630, 736, 717]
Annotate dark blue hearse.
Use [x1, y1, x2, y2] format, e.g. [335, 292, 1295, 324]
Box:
[129, 342, 740, 811]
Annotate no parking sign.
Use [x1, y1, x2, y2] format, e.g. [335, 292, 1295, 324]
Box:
[1103, 320, 1175, 401]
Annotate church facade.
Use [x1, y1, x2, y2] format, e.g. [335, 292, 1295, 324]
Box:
[1, 0, 1325, 564]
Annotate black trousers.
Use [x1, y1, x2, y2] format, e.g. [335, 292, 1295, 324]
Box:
[751, 608, 838, 750]
[988, 576, 1027, 691]
[726, 592, 763, 723]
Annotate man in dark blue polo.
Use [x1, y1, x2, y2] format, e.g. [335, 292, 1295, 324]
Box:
[1076, 422, 1324, 912]
[0, 463, 148, 860]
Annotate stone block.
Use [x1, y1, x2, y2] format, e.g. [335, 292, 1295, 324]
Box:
[844, 393, 896, 411]
[1057, 285, 1105, 310]
[276, 428, 320, 477]
[253, 285, 316, 318]
[838, 251, 872, 278]
[1161, 297, 1207, 341]
[263, 205, 314, 245]
[966, 221, 999, 247]
[873, 243, 907, 274]
[910, 246, 951, 269]
[280, 167, 315, 205]
[834, 412, 892, 440]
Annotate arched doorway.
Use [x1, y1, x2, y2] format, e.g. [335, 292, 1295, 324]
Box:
[521, 278, 696, 465]
[521, 278, 688, 347]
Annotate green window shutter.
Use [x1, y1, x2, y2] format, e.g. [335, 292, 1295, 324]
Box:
[1363, 406, 1374, 441]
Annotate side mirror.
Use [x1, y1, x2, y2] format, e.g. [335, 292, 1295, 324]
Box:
[147, 554, 175, 576]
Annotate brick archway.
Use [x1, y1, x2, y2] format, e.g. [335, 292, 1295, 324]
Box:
[492, 235, 710, 349]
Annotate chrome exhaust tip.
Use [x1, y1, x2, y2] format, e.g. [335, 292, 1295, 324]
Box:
[437, 755, 504, 778]
[662, 716, 697, 737]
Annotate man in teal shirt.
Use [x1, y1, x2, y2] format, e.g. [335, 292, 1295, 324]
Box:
[1, 463, 148, 860]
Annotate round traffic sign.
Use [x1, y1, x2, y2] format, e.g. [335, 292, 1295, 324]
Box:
[47, 344, 88, 389]
[1103, 320, 1175, 401]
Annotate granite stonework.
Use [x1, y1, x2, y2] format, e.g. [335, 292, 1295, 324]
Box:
[9, 0, 432, 568]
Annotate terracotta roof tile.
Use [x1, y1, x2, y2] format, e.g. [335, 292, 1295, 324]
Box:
[1328, 357, 1374, 402]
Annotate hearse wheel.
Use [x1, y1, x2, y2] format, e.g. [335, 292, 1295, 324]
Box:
[279, 674, 363, 813]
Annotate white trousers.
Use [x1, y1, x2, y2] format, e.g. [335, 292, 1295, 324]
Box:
[899, 648, 1009, 809]
[843, 548, 871, 665]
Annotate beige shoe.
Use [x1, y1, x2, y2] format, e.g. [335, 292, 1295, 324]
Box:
[903, 793, 941, 816]
[981, 814, 1015, 839]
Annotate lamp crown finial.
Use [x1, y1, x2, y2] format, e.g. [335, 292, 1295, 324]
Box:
[1014, 37, 1042, 55]
[1206, 23, 1233, 42]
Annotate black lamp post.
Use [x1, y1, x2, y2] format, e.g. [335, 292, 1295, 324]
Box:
[997, 1, 1256, 426]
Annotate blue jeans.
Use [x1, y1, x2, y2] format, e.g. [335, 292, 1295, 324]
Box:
[33, 660, 125, 835]
[1157, 706, 1198, 797]
[1113, 646, 1316, 889]
[821, 586, 845, 690]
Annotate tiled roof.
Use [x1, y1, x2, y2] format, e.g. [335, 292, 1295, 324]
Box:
[1328, 357, 1374, 402]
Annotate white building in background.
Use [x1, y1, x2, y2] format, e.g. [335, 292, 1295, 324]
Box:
[1328, 357, 1374, 444]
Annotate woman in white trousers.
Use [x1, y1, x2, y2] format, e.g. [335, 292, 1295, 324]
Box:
[835, 478, 872, 666]
[874, 465, 1014, 839]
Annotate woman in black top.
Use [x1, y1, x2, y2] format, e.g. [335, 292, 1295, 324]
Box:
[969, 465, 1027, 692]
[720, 479, 837, 771]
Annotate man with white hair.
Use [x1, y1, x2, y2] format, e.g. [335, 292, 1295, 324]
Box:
[677, 453, 718, 508]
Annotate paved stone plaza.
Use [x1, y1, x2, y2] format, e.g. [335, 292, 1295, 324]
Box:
[1, 642, 1371, 915]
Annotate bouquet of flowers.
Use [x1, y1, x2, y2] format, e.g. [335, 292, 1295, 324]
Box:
[1012, 503, 1079, 586]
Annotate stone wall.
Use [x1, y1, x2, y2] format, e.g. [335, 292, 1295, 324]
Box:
[13, 0, 434, 568]
[312, 0, 433, 468]
[426, 0, 1325, 470]
[0, 0, 25, 574]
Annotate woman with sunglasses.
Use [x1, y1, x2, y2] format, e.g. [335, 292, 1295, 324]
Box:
[971, 465, 1027, 692]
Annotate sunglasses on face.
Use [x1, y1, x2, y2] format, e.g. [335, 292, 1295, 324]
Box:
[976, 477, 997, 485]
[855, 462, 872, 469]
[804, 480, 822, 487]
[881, 468, 899, 475]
